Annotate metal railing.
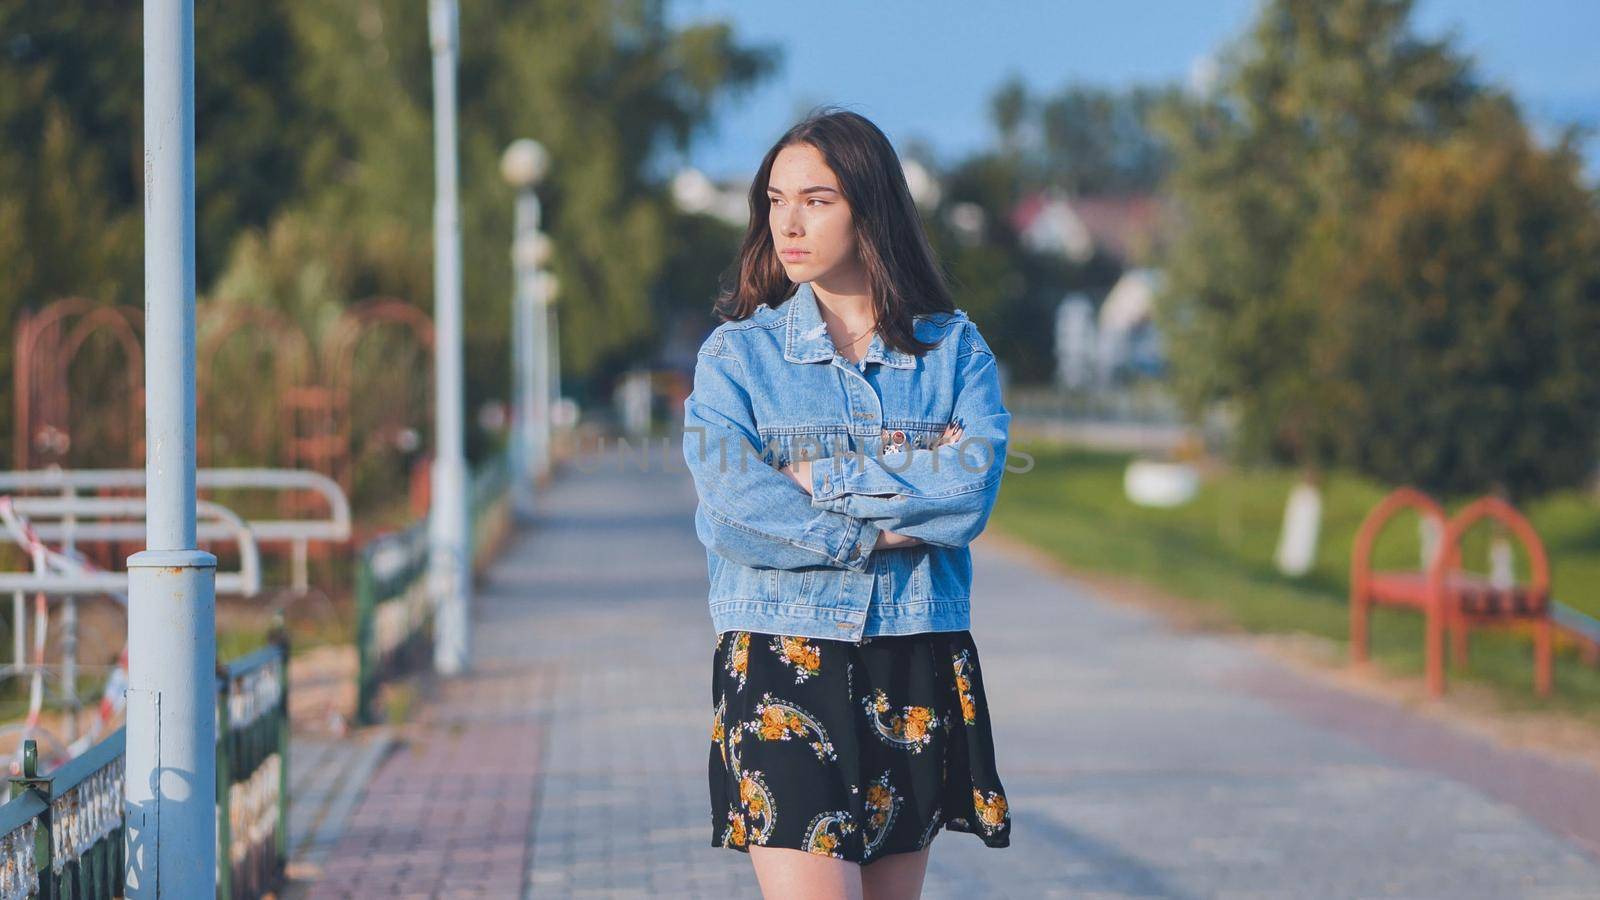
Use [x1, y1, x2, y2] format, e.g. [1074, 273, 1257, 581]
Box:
[216, 631, 290, 899]
[354, 522, 430, 725]
[0, 492, 261, 760]
[0, 467, 344, 761]
[354, 448, 513, 725]
[2, 726, 124, 898]
[0, 468, 352, 593]
[0, 495, 261, 597]
[0, 630, 288, 899]
[470, 449, 513, 572]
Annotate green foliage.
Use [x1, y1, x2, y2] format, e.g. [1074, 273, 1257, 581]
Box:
[1155, 0, 1600, 502]
[984, 77, 1176, 196]
[651, 209, 744, 334]
[1319, 105, 1600, 500]
[990, 76, 1029, 155]
[1153, 0, 1480, 467]
[242, 1, 774, 414]
[1, 1, 772, 476]
[1036, 85, 1176, 195]
[0, 3, 324, 462]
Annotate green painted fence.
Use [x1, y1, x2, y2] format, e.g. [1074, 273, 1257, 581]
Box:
[355, 448, 513, 725]
[0, 627, 289, 898]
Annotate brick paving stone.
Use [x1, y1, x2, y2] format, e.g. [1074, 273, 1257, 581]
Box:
[291, 663, 549, 899]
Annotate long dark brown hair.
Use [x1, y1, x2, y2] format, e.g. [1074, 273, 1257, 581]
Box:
[714, 108, 955, 356]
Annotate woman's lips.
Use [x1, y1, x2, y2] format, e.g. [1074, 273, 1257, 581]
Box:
[780, 249, 809, 261]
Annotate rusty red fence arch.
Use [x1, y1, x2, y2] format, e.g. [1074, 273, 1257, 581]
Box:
[14, 299, 145, 471]
[14, 297, 436, 529]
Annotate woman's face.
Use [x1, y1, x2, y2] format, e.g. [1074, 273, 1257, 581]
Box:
[767, 143, 864, 287]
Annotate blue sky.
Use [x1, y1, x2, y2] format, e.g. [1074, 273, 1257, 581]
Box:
[664, 0, 1600, 180]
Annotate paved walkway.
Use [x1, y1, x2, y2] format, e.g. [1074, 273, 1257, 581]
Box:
[311, 432, 1600, 898]
[297, 665, 547, 898]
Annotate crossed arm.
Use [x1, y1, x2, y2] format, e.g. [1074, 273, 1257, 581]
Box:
[683, 328, 1007, 569]
[777, 420, 965, 549]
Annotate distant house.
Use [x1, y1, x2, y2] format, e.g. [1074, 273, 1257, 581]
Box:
[1095, 268, 1165, 383]
[1052, 270, 1168, 390]
[1010, 192, 1164, 266]
[670, 167, 751, 226]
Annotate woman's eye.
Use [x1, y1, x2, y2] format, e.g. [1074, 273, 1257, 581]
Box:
[807, 198, 826, 206]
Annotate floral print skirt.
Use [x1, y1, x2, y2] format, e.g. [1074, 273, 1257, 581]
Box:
[709, 628, 1011, 863]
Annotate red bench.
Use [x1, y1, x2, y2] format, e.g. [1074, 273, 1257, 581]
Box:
[1350, 488, 1553, 697]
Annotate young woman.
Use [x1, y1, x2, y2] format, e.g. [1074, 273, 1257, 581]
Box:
[682, 109, 1012, 900]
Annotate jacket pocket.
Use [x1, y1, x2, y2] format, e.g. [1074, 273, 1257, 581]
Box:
[715, 561, 779, 600]
[773, 567, 817, 604]
[885, 421, 948, 452]
[756, 427, 852, 469]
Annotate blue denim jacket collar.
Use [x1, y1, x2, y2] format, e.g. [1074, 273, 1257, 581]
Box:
[782, 282, 917, 370]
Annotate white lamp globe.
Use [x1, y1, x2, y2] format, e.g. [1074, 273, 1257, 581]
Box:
[538, 271, 561, 304]
[514, 233, 553, 269]
[902, 159, 942, 210]
[671, 167, 718, 215]
[501, 138, 549, 188]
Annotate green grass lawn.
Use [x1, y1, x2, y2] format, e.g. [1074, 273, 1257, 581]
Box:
[990, 438, 1600, 720]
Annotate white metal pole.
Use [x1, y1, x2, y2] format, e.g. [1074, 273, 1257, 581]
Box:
[127, 1, 218, 894]
[529, 275, 550, 481]
[63, 491, 78, 745]
[548, 300, 562, 449]
[10, 592, 21, 678]
[429, 0, 471, 675]
[500, 137, 548, 508]
[509, 190, 537, 519]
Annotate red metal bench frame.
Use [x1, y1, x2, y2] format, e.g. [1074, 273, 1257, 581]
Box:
[1350, 488, 1553, 697]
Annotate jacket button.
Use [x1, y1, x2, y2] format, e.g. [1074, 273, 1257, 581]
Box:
[848, 545, 861, 560]
[891, 430, 905, 443]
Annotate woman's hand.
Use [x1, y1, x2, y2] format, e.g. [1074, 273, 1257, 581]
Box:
[875, 528, 924, 549]
[780, 419, 962, 494]
[933, 418, 965, 448]
[871, 420, 962, 550]
[779, 419, 964, 549]
[778, 459, 813, 494]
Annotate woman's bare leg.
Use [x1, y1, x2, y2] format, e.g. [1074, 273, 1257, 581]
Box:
[749, 845, 863, 900]
[861, 845, 931, 900]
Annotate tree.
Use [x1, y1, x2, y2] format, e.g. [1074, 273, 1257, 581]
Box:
[245, 0, 775, 424]
[0, 3, 318, 460]
[1320, 102, 1600, 502]
[1, 1, 773, 470]
[1152, 0, 1484, 574]
[1037, 85, 1176, 195]
[1154, 0, 1480, 468]
[990, 77, 1029, 156]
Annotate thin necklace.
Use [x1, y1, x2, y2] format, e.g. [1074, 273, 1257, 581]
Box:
[837, 323, 876, 348]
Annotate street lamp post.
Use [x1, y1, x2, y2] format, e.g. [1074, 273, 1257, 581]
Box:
[532, 271, 560, 481]
[127, 1, 218, 894]
[500, 139, 549, 517]
[428, 0, 470, 676]
[547, 282, 562, 454]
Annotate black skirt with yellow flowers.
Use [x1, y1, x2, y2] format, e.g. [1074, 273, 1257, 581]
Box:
[708, 628, 1011, 863]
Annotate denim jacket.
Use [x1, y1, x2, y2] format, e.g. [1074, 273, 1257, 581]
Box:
[681, 281, 1011, 642]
